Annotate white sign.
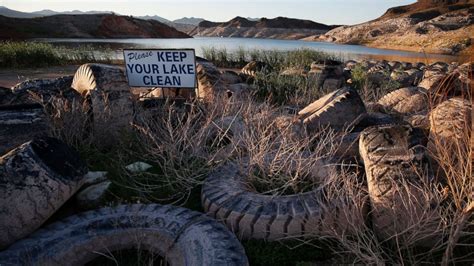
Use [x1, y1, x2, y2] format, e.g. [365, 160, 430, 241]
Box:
[123, 49, 196, 88]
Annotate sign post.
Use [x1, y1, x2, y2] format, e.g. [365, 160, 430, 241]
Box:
[123, 49, 197, 90]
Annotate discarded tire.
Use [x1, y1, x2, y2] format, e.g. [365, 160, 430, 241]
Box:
[0, 104, 49, 155]
[240, 61, 270, 77]
[405, 114, 430, 130]
[204, 115, 246, 161]
[0, 137, 87, 249]
[10, 76, 79, 105]
[0, 204, 248, 266]
[392, 93, 429, 115]
[377, 87, 427, 114]
[298, 87, 366, 132]
[359, 124, 437, 246]
[427, 98, 472, 178]
[196, 62, 226, 102]
[201, 161, 367, 241]
[333, 132, 361, 161]
[429, 97, 472, 146]
[71, 64, 133, 135]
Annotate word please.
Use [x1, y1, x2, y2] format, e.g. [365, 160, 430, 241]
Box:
[126, 51, 189, 62]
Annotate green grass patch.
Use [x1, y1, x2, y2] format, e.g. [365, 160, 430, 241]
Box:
[252, 71, 332, 106]
[201, 46, 339, 71]
[0, 41, 114, 68]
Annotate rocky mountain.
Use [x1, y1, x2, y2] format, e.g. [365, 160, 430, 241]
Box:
[0, 14, 191, 39]
[315, 0, 474, 55]
[188, 16, 334, 40]
[0, 6, 112, 18]
[0, 6, 200, 36]
[0, 6, 39, 18]
[137, 15, 171, 24]
[173, 17, 204, 26]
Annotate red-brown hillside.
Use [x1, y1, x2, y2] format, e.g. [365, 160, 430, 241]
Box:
[380, 0, 474, 20]
[0, 14, 190, 39]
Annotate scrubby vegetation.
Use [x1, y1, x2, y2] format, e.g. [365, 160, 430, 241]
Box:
[201, 46, 338, 70]
[0, 41, 114, 68]
[23, 52, 474, 265]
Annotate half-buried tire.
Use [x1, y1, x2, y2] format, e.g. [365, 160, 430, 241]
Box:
[0, 204, 248, 266]
[71, 64, 133, 137]
[377, 87, 428, 115]
[359, 124, 439, 247]
[201, 161, 367, 241]
[298, 87, 366, 133]
[0, 137, 87, 249]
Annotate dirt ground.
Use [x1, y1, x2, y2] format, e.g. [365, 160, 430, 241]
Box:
[0, 65, 80, 88]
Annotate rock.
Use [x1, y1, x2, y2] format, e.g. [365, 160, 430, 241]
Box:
[319, 5, 474, 55]
[0, 137, 87, 249]
[125, 161, 153, 173]
[0, 104, 49, 155]
[83, 171, 108, 186]
[298, 87, 366, 132]
[75, 181, 111, 210]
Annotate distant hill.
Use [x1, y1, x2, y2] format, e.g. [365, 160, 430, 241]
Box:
[173, 17, 204, 26]
[0, 6, 203, 35]
[0, 6, 112, 18]
[137, 15, 171, 24]
[380, 0, 474, 20]
[0, 14, 191, 39]
[189, 16, 334, 40]
[317, 0, 474, 54]
[0, 6, 38, 18]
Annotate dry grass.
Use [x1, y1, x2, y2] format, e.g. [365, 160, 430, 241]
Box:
[41, 64, 472, 264]
[304, 75, 472, 264]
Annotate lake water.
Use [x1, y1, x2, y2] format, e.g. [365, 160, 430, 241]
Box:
[41, 37, 462, 64]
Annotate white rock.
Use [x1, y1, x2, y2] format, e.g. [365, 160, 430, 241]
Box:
[125, 161, 152, 173]
[83, 171, 108, 186]
[75, 181, 111, 210]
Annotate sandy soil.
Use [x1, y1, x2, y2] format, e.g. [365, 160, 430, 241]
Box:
[0, 65, 80, 88]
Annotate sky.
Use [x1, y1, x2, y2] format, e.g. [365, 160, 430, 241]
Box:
[0, 0, 417, 25]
